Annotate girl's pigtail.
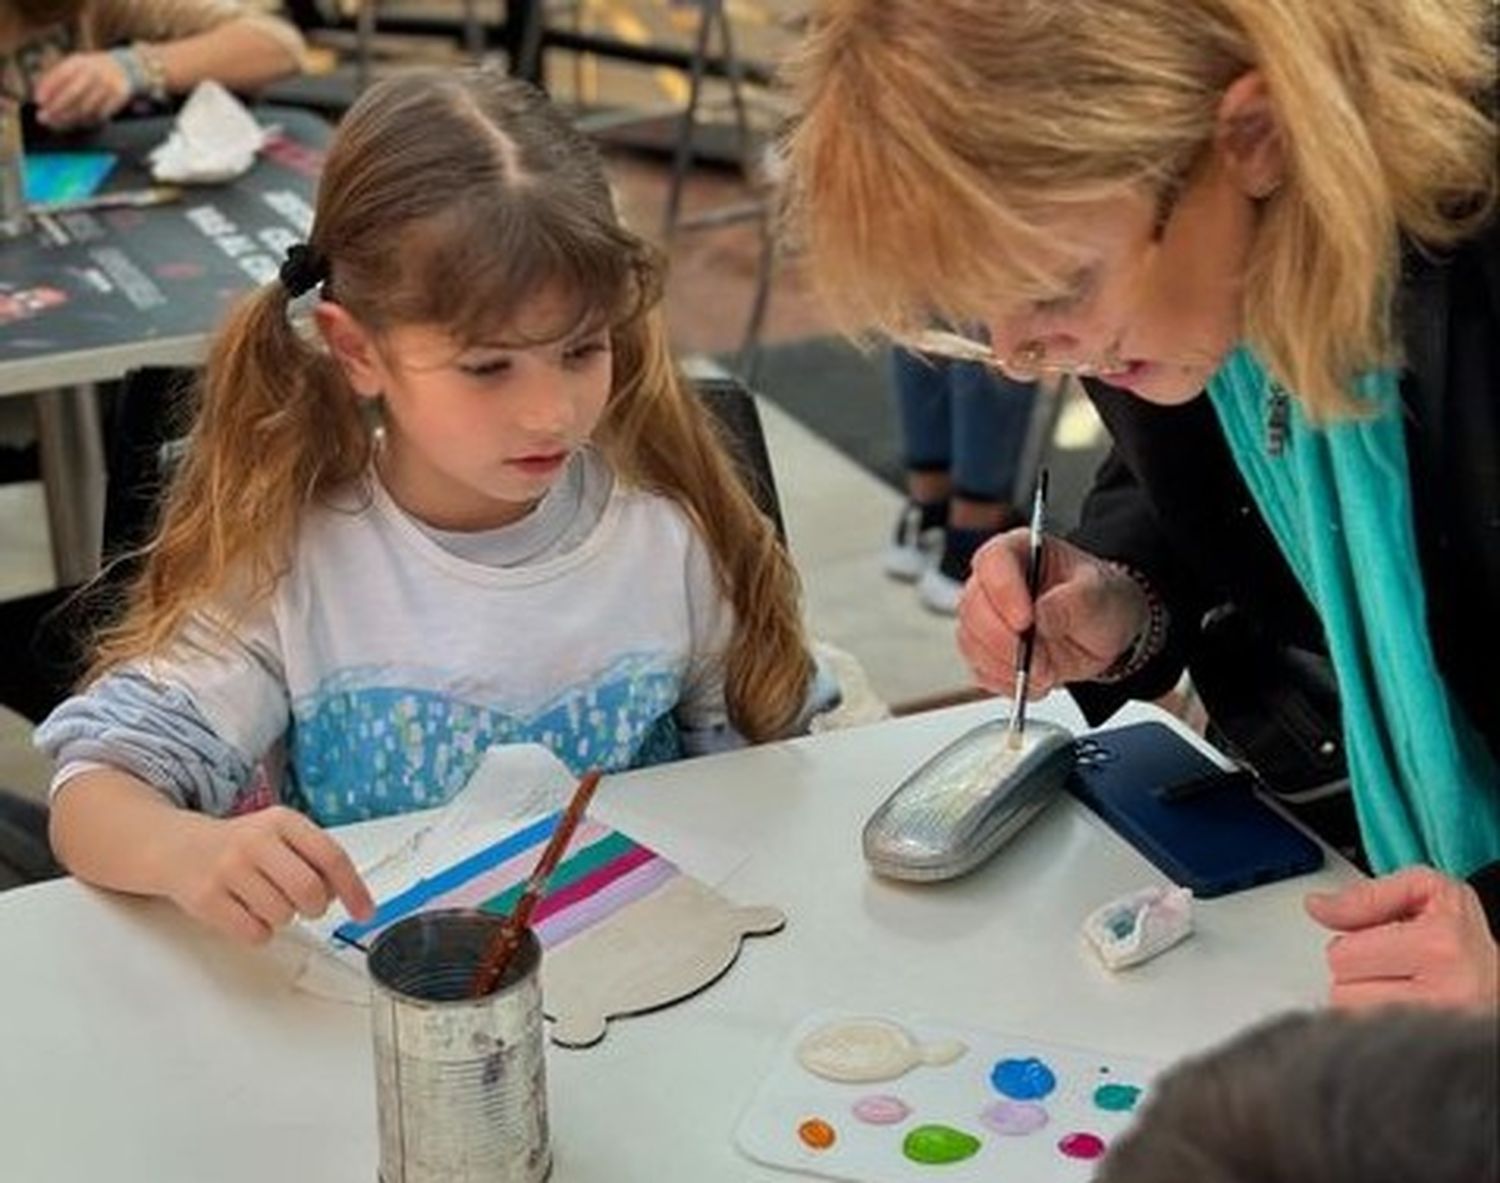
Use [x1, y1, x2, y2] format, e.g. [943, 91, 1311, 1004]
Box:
[90, 275, 366, 678]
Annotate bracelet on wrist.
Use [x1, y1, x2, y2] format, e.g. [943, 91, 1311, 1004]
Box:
[108, 46, 148, 99]
[1096, 565, 1169, 684]
[130, 43, 170, 104]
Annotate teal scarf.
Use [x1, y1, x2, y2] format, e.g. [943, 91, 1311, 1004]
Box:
[1208, 348, 1500, 876]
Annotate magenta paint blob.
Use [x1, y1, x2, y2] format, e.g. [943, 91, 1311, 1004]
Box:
[851, 1095, 911, 1125]
[981, 1100, 1049, 1136]
[1058, 1132, 1107, 1160]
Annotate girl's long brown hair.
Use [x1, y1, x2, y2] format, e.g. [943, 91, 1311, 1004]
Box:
[786, 0, 1497, 418]
[92, 69, 812, 742]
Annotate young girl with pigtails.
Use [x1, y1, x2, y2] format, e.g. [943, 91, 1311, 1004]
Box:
[39, 68, 833, 946]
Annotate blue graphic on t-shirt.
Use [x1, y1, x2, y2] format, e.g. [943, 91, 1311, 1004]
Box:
[284, 655, 684, 825]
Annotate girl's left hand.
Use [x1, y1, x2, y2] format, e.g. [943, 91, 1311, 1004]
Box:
[1305, 866, 1499, 1012]
[34, 53, 133, 129]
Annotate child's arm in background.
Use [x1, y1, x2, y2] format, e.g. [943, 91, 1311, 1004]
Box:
[51, 769, 373, 945]
[35, 0, 304, 129]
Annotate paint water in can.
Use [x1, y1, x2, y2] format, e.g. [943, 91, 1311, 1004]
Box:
[368, 910, 551, 1183]
[0, 97, 29, 239]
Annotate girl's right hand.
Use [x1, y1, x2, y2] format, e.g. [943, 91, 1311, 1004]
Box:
[958, 530, 1149, 696]
[165, 806, 376, 946]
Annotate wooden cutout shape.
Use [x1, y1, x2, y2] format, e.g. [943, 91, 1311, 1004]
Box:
[542, 875, 785, 1047]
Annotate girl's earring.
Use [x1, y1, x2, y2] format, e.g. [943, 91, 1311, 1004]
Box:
[361, 394, 388, 452]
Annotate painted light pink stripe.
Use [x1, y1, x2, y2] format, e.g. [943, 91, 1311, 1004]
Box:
[420, 818, 612, 913]
[534, 856, 679, 949]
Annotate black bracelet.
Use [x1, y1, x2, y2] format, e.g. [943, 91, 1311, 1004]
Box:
[1095, 565, 1169, 684]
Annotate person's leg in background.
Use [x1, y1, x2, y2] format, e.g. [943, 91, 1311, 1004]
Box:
[916, 360, 1036, 614]
[884, 347, 954, 581]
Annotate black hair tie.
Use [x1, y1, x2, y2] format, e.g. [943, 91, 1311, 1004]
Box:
[279, 243, 328, 298]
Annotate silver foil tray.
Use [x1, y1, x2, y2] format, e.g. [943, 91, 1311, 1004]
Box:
[863, 719, 1076, 881]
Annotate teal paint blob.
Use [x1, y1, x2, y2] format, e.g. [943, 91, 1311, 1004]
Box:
[990, 1056, 1057, 1100]
[1093, 1083, 1142, 1112]
[902, 1124, 982, 1165]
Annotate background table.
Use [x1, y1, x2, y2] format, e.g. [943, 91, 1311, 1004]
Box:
[0, 108, 331, 582]
[0, 698, 1359, 1181]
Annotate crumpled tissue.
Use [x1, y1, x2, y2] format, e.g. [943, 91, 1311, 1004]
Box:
[149, 80, 268, 184]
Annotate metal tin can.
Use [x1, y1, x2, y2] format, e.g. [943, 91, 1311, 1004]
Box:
[0, 96, 29, 240]
[368, 911, 551, 1183]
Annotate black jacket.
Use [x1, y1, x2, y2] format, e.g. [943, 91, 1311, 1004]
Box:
[1065, 218, 1500, 926]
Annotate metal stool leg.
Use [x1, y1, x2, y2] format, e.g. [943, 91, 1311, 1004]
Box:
[662, 0, 719, 240]
[35, 385, 105, 587]
[355, 0, 377, 92]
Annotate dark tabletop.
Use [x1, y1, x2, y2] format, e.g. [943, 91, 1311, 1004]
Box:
[0, 106, 331, 389]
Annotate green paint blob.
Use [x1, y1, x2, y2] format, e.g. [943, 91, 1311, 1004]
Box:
[902, 1124, 981, 1165]
[1093, 1083, 1142, 1112]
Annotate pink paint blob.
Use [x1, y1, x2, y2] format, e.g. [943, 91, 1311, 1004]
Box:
[1058, 1132, 1107, 1160]
[981, 1100, 1049, 1136]
[852, 1094, 911, 1125]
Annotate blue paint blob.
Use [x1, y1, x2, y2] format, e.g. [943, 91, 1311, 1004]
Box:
[990, 1056, 1057, 1101]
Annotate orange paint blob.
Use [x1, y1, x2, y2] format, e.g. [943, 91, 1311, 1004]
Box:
[797, 1118, 837, 1150]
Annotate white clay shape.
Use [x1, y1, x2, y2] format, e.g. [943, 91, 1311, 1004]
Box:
[1083, 885, 1194, 971]
[796, 1018, 967, 1083]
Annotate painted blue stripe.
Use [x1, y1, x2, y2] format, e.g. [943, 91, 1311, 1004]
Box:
[334, 810, 560, 944]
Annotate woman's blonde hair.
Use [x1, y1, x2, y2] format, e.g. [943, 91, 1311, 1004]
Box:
[92, 69, 813, 742]
[786, 0, 1497, 417]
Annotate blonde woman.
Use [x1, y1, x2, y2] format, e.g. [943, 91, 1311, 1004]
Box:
[1, 0, 303, 129]
[38, 71, 827, 947]
[787, 0, 1499, 1009]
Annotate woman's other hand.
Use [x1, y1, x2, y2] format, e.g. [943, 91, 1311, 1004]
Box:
[1306, 866, 1499, 1011]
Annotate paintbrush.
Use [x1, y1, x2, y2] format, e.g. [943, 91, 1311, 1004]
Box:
[470, 768, 604, 997]
[29, 184, 182, 216]
[1006, 468, 1049, 751]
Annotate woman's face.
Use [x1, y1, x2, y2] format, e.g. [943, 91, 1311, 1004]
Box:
[985, 75, 1281, 404]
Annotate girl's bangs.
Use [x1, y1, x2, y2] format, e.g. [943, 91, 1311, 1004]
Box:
[399, 195, 660, 350]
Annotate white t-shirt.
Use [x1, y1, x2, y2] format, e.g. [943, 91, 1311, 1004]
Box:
[37, 452, 825, 827]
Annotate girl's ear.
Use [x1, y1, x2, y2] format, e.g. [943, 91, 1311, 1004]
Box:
[314, 302, 387, 398]
[1214, 71, 1286, 200]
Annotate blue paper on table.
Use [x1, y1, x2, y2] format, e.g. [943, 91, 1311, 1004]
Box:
[23, 152, 119, 204]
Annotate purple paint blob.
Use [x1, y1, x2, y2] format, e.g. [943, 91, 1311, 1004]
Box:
[1058, 1132, 1107, 1160]
[852, 1094, 911, 1125]
[990, 1056, 1058, 1100]
[981, 1100, 1049, 1136]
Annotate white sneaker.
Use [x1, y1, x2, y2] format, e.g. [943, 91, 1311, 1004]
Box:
[917, 564, 965, 615]
[882, 504, 943, 582]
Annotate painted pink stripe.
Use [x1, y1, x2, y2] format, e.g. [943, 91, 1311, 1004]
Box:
[534, 856, 679, 949]
[419, 818, 612, 913]
[530, 844, 658, 927]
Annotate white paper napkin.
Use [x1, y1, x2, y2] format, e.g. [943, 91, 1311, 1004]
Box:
[149, 81, 268, 184]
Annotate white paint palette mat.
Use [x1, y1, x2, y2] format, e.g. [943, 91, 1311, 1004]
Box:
[735, 1011, 1160, 1182]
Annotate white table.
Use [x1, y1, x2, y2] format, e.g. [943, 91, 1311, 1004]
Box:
[0, 698, 1358, 1181]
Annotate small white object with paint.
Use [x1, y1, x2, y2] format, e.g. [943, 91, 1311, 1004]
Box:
[1082, 885, 1194, 972]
